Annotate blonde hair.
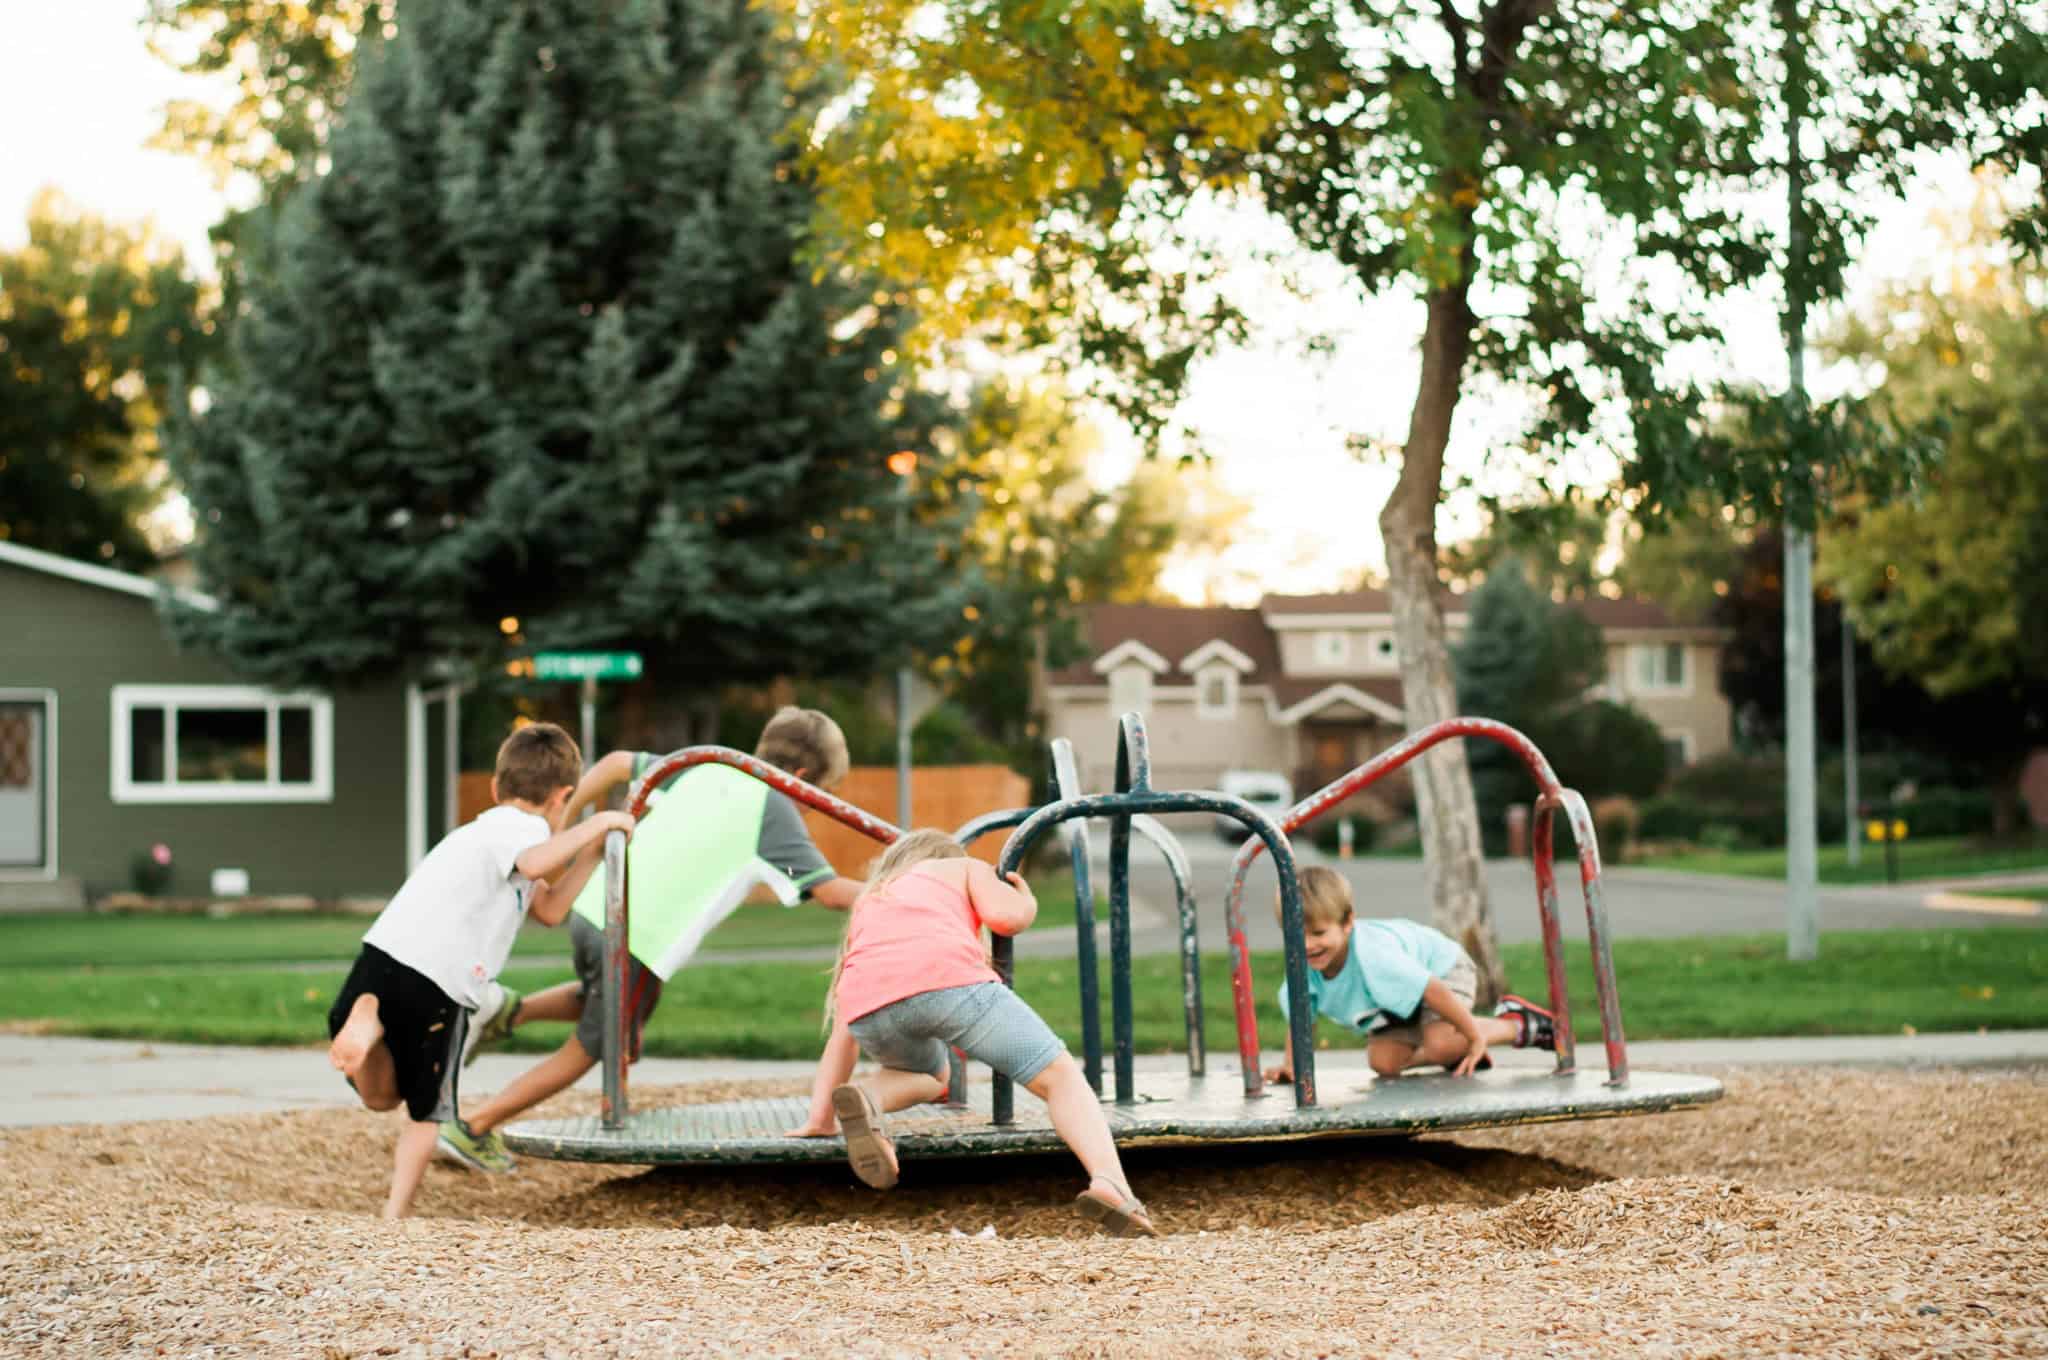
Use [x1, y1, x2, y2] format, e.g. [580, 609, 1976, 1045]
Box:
[494, 723, 581, 804]
[1280, 865, 1355, 929]
[825, 828, 971, 1032]
[755, 707, 850, 790]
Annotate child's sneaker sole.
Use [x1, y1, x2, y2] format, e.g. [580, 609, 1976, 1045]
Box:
[831, 1084, 898, 1189]
[1495, 994, 1558, 1051]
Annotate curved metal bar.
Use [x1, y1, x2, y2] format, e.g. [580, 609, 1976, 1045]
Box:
[604, 746, 902, 1124]
[1050, 740, 1102, 1095]
[600, 828, 629, 1129]
[950, 804, 1035, 1105]
[1546, 787, 1627, 1085]
[1132, 814, 1203, 1078]
[1105, 719, 1144, 1102]
[1221, 717, 1630, 1090]
[998, 787, 1317, 1108]
[1530, 798, 1577, 1077]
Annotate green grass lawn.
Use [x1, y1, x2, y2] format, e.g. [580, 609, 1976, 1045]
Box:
[1638, 834, 2048, 885]
[4, 926, 2041, 1059]
[0, 870, 1094, 969]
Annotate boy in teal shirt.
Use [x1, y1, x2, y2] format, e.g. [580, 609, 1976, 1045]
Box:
[1262, 866, 1555, 1083]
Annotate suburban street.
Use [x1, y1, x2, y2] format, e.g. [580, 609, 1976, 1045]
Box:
[1017, 815, 2048, 964]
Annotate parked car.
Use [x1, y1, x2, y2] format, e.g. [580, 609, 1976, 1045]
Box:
[1214, 770, 1294, 841]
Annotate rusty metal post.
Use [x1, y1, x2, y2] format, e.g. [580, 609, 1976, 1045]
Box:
[1530, 799, 1577, 1075]
[1559, 788, 1628, 1085]
[1223, 862, 1264, 1097]
[600, 827, 628, 1129]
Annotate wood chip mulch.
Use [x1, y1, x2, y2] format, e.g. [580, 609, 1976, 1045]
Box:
[3, 1068, 2044, 1358]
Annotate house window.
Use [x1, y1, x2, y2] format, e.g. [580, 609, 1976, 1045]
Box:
[1367, 632, 1397, 667]
[1661, 731, 1695, 768]
[1313, 630, 1350, 667]
[112, 685, 334, 804]
[1107, 665, 1152, 719]
[1195, 667, 1238, 720]
[1632, 642, 1688, 693]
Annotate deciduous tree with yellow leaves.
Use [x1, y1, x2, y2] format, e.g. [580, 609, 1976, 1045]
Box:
[792, 0, 2041, 993]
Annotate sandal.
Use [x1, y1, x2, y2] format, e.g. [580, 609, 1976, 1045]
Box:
[1074, 1176, 1159, 1237]
[831, 1083, 898, 1189]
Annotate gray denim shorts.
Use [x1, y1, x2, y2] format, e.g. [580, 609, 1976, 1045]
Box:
[848, 982, 1067, 1086]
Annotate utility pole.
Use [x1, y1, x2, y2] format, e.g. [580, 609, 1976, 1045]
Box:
[1843, 617, 1860, 868]
[888, 450, 918, 829]
[1781, 0, 1819, 961]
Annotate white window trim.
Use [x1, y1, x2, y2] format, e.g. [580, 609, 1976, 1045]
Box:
[0, 689, 58, 881]
[1194, 665, 1239, 720]
[1090, 639, 1170, 676]
[1630, 642, 1693, 696]
[1178, 638, 1257, 675]
[1662, 729, 1697, 766]
[111, 684, 335, 804]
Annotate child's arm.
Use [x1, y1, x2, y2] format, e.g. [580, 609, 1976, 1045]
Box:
[562, 751, 638, 825]
[804, 876, 865, 910]
[965, 860, 1037, 935]
[520, 811, 635, 926]
[1420, 976, 1490, 1076]
[1263, 1024, 1302, 1084]
[787, 1019, 860, 1137]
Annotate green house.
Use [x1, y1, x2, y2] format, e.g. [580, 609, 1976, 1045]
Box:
[0, 540, 464, 909]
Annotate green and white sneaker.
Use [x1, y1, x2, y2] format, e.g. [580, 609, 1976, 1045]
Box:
[436, 1119, 515, 1174]
[461, 982, 524, 1068]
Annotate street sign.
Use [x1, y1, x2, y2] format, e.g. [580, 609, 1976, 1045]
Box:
[533, 651, 644, 682]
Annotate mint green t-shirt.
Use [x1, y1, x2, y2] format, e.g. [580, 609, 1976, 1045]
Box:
[569, 755, 835, 979]
[1275, 918, 1469, 1034]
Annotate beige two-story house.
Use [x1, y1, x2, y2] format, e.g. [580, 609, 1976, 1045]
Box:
[1041, 591, 1733, 803]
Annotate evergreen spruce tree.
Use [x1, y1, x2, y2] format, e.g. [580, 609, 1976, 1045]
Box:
[165, 0, 967, 689]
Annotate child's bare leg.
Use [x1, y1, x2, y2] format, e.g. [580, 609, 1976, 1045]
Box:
[1367, 1036, 1418, 1077]
[464, 1037, 598, 1136]
[1023, 1055, 1130, 1197]
[330, 994, 384, 1077]
[514, 982, 584, 1026]
[384, 1118, 441, 1220]
[865, 1065, 947, 1113]
[1412, 1017, 1519, 1071]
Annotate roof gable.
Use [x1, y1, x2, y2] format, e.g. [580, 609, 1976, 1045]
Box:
[0, 540, 216, 611]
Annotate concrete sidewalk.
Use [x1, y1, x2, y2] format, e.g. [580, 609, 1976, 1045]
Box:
[4, 1029, 2045, 1129]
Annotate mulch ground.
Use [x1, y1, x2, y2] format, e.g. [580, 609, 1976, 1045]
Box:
[3, 1067, 2044, 1357]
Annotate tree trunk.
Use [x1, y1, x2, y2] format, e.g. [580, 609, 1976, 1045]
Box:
[1380, 285, 1506, 1005]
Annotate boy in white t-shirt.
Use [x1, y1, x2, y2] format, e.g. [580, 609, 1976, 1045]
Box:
[326, 722, 632, 1219]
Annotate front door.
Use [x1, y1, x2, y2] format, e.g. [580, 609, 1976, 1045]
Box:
[0, 696, 52, 874]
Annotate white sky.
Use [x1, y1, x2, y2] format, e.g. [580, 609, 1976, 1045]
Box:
[0, 0, 2004, 603]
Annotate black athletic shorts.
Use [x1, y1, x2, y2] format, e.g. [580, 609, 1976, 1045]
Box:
[327, 943, 467, 1122]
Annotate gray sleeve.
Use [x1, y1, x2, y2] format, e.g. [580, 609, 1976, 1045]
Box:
[756, 790, 834, 895]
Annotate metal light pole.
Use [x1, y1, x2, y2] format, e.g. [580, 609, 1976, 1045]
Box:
[888, 450, 917, 829]
[1843, 617, 1860, 868]
[1781, 0, 1819, 961]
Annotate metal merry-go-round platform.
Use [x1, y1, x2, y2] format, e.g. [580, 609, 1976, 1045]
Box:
[502, 714, 1723, 1167]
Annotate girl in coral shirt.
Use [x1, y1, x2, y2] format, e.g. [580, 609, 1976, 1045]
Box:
[793, 829, 1155, 1236]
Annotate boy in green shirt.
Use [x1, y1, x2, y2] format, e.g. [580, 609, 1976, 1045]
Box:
[437, 707, 861, 1173]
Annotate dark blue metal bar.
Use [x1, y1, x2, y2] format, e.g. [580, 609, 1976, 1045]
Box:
[1107, 718, 1148, 1103]
[1049, 740, 1102, 1095]
[998, 784, 1314, 1108]
[1132, 814, 1203, 1078]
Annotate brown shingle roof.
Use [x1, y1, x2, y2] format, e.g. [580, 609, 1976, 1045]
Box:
[1045, 604, 1281, 686]
[1269, 677, 1406, 713]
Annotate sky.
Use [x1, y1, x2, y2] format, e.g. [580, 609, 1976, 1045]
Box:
[0, 1, 2008, 605]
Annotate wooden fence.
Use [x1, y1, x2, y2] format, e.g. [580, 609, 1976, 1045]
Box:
[456, 764, 1032, 874]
